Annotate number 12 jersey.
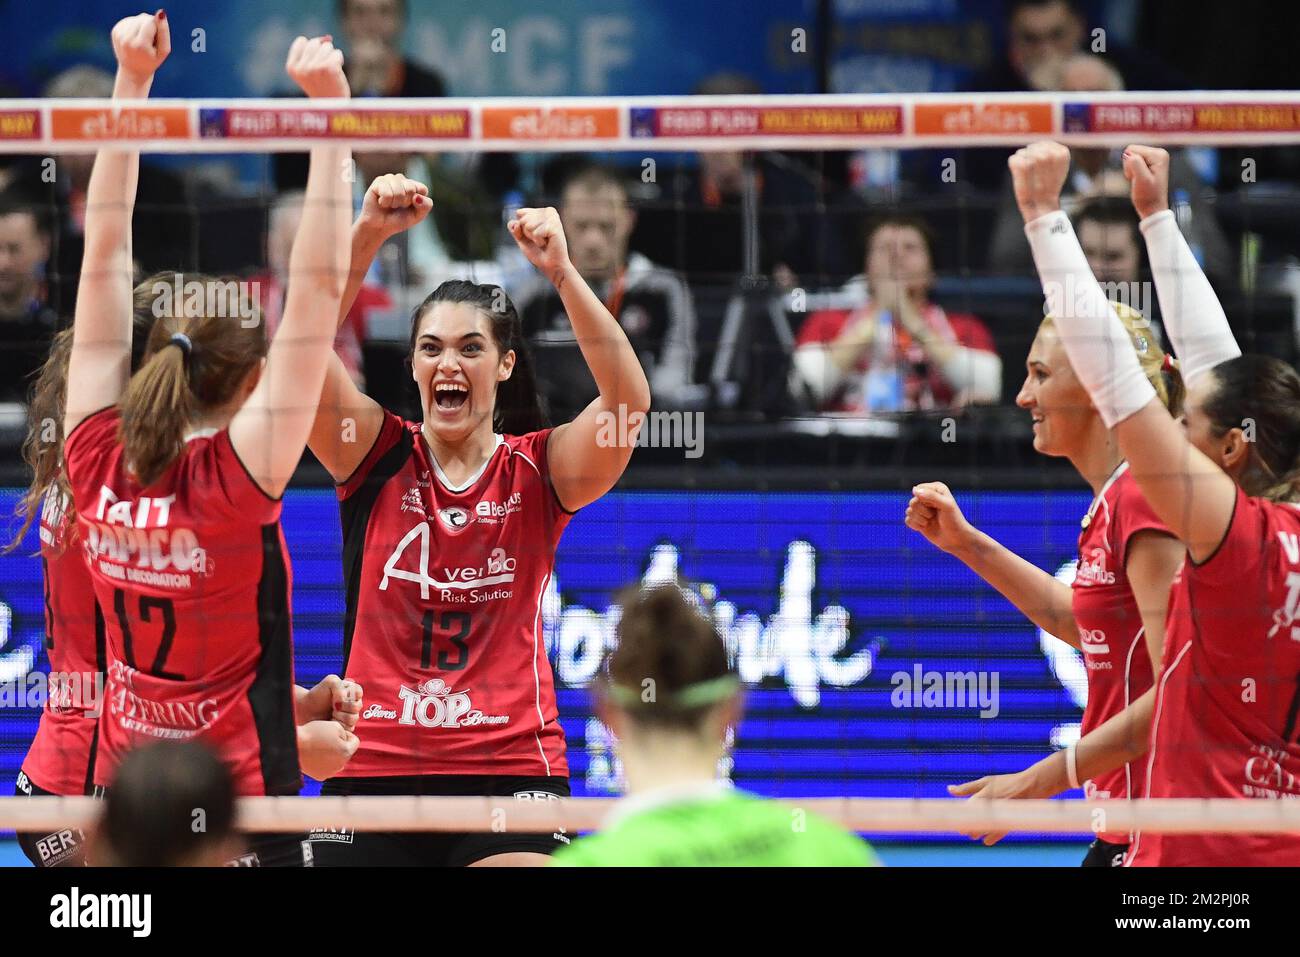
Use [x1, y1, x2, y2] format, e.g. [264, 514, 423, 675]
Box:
[64, 408, 300, 797]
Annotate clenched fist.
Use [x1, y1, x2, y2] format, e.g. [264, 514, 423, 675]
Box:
[905, 482, 979, 555]
[1121, 144, 1171, 220]
[286, 35, 350, 100]
[357, 173, 433, 240]
[297, 720, 360, 781]
[111, 11, 171, 82]
[1008, 141, 1071, 225]
[508, 207, 571, 278]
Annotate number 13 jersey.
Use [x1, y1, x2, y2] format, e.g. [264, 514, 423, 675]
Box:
[338, 411, 572, 778]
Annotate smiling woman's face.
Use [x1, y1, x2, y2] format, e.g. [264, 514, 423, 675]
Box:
[411, 301, 514, 443]
[1015, 324, 1096, 458]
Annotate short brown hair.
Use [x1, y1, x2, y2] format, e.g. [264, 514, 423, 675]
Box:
[561, 165, 629, 203]
[865, 214, 935, 263]
[603, 584, 735, 731]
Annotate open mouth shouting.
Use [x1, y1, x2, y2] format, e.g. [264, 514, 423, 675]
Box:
[433, 380, 470, 414]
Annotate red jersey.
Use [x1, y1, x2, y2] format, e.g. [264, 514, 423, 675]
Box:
[1070, 463, 1167, 843]
[1128, 489, 1300, 866]
[20, 491, 105, 796]
[339, 411, 571, 777]
[63, 408, 300, 797]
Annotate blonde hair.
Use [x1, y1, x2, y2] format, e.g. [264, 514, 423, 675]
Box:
[1040, 302, 1184, 415]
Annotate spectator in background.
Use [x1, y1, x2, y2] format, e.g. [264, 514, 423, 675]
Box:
[969, 0, 1185, 95]
[634, 73, 851, 291]
[274, 0, 509, 261]
[339, 0, 445, 98]
[790, 215, 1000, 414]
[1072, 195, 1171, 348]
[961, 0, 1186, 191]
[91, 741, 243, 867]
[275, 0, 446, 191]
[252, 189, 393, 390]
[1074, 195, 1143, 287]
[514, 165, 702, 420]
[988, 52, 1230, 281]
[0, 195, 57, 404]
[2, 65, 191, 316]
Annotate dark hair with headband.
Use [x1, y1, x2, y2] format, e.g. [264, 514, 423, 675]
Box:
[602, 583, 738, 731]
[408, 280, 546, 434]
[120, 272, 267, 486]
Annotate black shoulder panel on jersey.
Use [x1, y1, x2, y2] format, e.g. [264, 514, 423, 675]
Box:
[250, 524, 301, 796]
[339, 425, 415, 672]
[83, 601, 106, 796]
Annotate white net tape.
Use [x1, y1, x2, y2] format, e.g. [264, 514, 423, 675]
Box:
[4, 796, 1300, 834]
[6, 91, 1300, 153]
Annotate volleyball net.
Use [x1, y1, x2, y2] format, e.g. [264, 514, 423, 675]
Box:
[5, 796, 1300, 836]
[1, 90, 1299, 857]
[5, 91, 1300, 153]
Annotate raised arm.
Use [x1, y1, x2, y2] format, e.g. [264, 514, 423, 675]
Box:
[1014, 142, 1237, 563]
[64, 12, 171, 436]
[307, 174, 431, 483]
[1123, 145, 1240, 387]
[906, 482, 1079, 646]
[508, 207, 651, 511]
[228, 37, 352, 497]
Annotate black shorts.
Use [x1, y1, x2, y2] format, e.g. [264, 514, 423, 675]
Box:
[1082, 838, 1129, 867]
[13, 771, 89, 867]
[226, 832, 315, 868]
[312, 774, 571, 867]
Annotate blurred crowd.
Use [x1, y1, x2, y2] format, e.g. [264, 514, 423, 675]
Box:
[0, 0, 1297, 427]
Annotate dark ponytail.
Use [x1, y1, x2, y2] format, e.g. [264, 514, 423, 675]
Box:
[119, 273, 266, 487]
[1201, 354, 1300, 503]
[409, 280, 548, 435]
[601, 583, 738, 732]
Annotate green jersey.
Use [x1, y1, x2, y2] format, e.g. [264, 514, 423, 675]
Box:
[552, 786, 879, 867]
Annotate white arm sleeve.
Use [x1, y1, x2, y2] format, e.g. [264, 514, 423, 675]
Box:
[1140, 208, 1241, 388]
[1025, 210, 1156, 428]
